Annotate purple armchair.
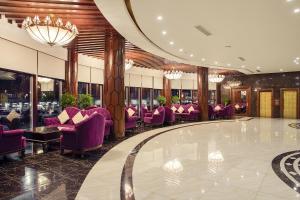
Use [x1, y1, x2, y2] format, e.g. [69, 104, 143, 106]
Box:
[44, 107, 81, 128]
[144, 106, 165, 126]
[82, 107, 113, 137]
[164, 106, 176, 124]
[224, 105, 234, 119]
[125, 108, 138, 130]
[141, 106, 152, 122]
[0, 125, 26, 157]
[60, 113, 105, 156]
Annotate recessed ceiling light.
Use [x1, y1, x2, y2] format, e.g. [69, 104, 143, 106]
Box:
[296, 57, 300, 60]
[169, 41, 174, 45]
[190, 54, 194, 57]
[227, 64, 231, 67]
[294, 8, 300, 13]
[287, 0, 294, 2]
[162, 30, 167, 35]
[256, 66, 261, 69]
[214, 61, 218, 65]
[201, 58, 206, 62]
[241, 65, 245, 68]
[157, 16, 163, 20]
[179, 49, 183, 52]
[280, 69, 284, 72]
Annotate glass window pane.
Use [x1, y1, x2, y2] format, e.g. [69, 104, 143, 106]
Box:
[142, 88, 151, 109]
[153, 89, 161, 108]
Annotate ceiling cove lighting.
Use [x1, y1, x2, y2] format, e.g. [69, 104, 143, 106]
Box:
[125, 59, 134, 71]
[208, 74, 225, 83]
[164, 68, 183, 80]
[22, 15, 78, 46]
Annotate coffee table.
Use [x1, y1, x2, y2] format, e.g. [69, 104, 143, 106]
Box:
[24, 126, 61, 153]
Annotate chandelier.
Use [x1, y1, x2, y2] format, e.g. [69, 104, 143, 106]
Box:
[208, 74, 225, 83]
[164, 68, 183, 80]
[125, 59, 134, 71]
[22, 15, 79, 46]
[223, 80, 242, 89]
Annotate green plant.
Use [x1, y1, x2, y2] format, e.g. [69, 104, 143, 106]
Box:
[171, 95, 180, 104]
[78, 94, 93, 109]
[157, 95, 166, 106]
[61, 93, 76, 109]
[222, 95, 230, 106]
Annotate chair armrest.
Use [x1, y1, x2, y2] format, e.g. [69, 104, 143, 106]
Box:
[60, 127, 76, 134]
[191, 110, 200, 114]
[3, 129, 24, 137]
[145, 113, 153, 117]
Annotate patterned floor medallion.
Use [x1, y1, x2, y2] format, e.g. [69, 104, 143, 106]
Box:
[288, 123, 300, 129]
[272, 151, 300, 193]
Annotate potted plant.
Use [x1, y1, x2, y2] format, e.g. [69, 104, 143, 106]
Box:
[222, 95, 230, 106]
[157, 95, 166, 106]
[61, 93, 76, 109]
[171, 95, 180, 104]
[78, 94, 94, 109]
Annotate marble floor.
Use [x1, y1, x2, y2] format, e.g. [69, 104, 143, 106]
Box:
[77, 118, 300, 200]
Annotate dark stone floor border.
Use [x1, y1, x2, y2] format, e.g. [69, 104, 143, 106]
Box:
[120, 118, 253, 200]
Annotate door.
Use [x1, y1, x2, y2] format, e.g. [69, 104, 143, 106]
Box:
[259, 91, 272, 118]
[281, 89, 299, 119]
[231, 87, 251, 116]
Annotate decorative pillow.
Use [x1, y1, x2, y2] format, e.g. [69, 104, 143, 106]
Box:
[188, 106, 195, 113]
[58, 110, 70, 124]
[127, 108, 135, 117]
[72, 112, 85, 125]
[171, 106, 177, 113]
[215, 105, 221, 111]
[177, 106, 184, 114]
[6, 110, 20, 122]
[153, 109, 159, 115]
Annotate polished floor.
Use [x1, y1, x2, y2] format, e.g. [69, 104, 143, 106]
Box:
[77, 118, 300, 200]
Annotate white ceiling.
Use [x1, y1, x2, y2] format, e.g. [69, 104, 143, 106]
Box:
[95, 0, 300, 74]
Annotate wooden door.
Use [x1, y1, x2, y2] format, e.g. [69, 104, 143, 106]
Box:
[259, 91, 272, 118]
[281, 89, 299, 119]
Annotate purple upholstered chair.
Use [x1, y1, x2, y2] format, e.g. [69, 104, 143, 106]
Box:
[224, 105, 234, 119]
[44, 107, 81, 127]
[141, 106, 151, 122]
[144, 106, 165, 126]
[164, 106, 176, 124]
[60, 113, 105, 156]
[0, 125, 26, 157]
[82, 107, 113, 137]
[85, 105, 98, 110]
[125, 108, 138, 130]
[214, 104, 225, 119]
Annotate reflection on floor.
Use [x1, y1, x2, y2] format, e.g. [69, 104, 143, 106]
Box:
[77, 118, 300, 200]
[0, 122, 186, 200]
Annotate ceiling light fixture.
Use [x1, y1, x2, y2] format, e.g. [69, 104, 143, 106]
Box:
[22, 15, 78, 46]
[169, 41, 174, 45]
[294, 8, 300, 13]
[227, 64, 231, 67]
[162, 30, 167, 35]
[294, 57, 300, 65]
[201, 58, 206, 62]
[164, 68, 183, 80]
[208, 74, 225, 83]
[125, 59, 134, 71]
[179, 49, 183, 52]
[157, 16, 163, 20]
[190, 54, 194, 57]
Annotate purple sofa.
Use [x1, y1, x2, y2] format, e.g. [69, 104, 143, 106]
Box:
[0, 125, 26, 157]
[125, 108, 138, 130]
[44, 107, 113, 137]
[144, 106, 165, 126]
[173, 104, 200, 121]
[60, 113, 105, 156]
[164, 106, 176, 124]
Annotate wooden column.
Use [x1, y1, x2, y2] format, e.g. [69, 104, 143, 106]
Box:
[216, 83, 222, 104]
[65, 43, 78, 96]
[197, 67, 209, 121]
[163, 77, 172, 106]
[31, 75, 38, 128]
[104, 31, 125, 139]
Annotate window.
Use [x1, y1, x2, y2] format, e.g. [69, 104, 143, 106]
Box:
[153, 89, 161, 107]
[142, 88, 152, 110]
[181, 90, 192, 104]
[208, 90, 216, 105]
[91, 84, 102, 106]
[0, 69, 31, 128]
[129, 87, 140, 114]
[78, 82, 89, 95]
[37, 77, 63, 126]
[192, 90, 198, 104]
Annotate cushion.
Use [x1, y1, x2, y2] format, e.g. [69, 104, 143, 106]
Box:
[58, 110, 70, 124]
[215, 105, 221, 111]
[127, 108, 135, 117]
[171, 106, 177, 113]
[177, 106, 184, 114]
[153, 109, 159, 115]
[6, 110, 20, 122]
[72, 112, 85, 125]
[188, 106, 195, 113]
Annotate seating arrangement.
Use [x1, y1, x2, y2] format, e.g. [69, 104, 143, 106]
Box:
[60, 113, 105, 156]
[144, 106, 165, 126]
[125, 106, 139, 130]
[172, 104, 200, 121]
[164, 106, 176, 124]
[0, 125, 25, 157]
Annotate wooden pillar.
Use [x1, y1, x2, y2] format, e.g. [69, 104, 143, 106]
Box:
[197, 67, 209, 121]
[216, 83, 222, 104]
[31, 75, 38, 128]
[65, 43, 78, 96]
[163, 77, 172, 106]
[104, 31, 125, 139]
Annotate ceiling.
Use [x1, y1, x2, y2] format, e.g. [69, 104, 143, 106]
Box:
[96, 0, 300, 74]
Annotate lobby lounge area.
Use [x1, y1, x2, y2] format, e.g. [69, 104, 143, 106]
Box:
[1, 0, 300, 200]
